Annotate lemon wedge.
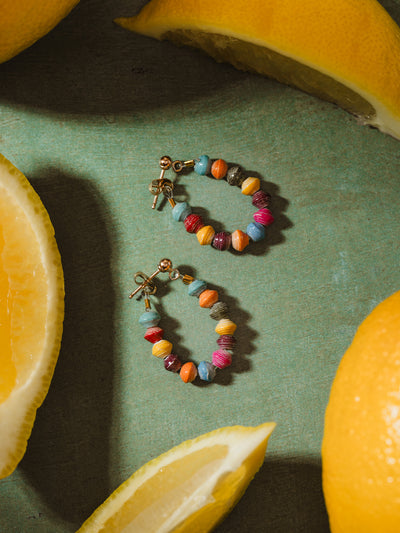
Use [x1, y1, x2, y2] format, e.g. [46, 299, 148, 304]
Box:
[116, 0, 400, 140]
[322, 290, 400, 532]
[0, 0, 79, 63]
[77, 422, 276, 533]
[0, 154, 64, 479]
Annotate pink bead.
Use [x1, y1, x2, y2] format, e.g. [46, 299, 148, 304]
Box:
[253, 208, 274, 226]
[212, 349, 232, 369]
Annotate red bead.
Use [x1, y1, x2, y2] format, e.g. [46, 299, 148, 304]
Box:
[164, 354, 182, 373]
[252, 190, 271, 209]
[211, 159, 228, 179]
[144, 326, 164, 343]
[184, 213, 204, 233]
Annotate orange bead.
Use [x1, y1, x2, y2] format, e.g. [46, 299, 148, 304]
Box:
[180, 362, 197, 383]
[231, 229, 250, 252]
[211, 159, 228, 179]
[199, 289, 219, 308]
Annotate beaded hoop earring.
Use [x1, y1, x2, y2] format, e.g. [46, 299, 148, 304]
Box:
[129, 258, 237, 384]
[149, 155, 274, 252]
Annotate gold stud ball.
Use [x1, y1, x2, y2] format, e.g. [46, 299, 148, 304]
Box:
[159, 156, 172, 170]
[159, 258, 172, 272]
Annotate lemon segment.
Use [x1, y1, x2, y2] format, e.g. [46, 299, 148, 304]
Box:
[116, 0, 400, 139]
[77, 422, 276, 533]
[0, 0, 79, 63]
[322, 290, 400, 532]
[0, 154, 64, 479]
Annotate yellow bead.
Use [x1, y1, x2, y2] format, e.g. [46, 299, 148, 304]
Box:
[215, 318, 237, 336]
[196, 225, 215, 245]
[152, 339, 172, 358]
[241, 177, 260, 196]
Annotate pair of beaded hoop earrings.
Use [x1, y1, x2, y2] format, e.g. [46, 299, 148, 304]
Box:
[131, 154, 274, 384]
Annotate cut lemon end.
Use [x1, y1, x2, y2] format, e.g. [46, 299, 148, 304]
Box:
[77, 422, 276, 533]
[0, 154, 64, 479]
[322, 291, 400, 532]
[116, 0, 400, 139]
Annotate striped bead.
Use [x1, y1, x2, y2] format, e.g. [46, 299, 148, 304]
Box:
[180, 362, 198, 383]
[215, 319, 237, 336]
[217, 335, 236, 350]
[197, 225, 215, 245]
[241, 177, 260, 195]
[184, 213, 204, 233]
[231, 229, 249, 252]
[212, 349, 232, 369]
[253, 208, 274, 226]
[139, 310, 161, 328]
[199, 289, 219, 308]
[144, 326, 164, 343]
[198, 361, 217, 382]
[194, 155, 211, 175]
[188, 279, 207, 297]
[226, 165, 245, 186]
[209, 301, 229, 320]
[212, 231, 231, 251]
[247, 221, 265, 242]
[164, 354, 182, 373]
[211, 159, 228, 179]
[252, 190, 271, 209]
[172, 201, 192, 221]
[152, 340, 173, 358]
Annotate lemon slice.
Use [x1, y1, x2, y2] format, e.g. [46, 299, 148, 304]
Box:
[77, 422, 276, 533]
[116, 0, 400, 140]
[0, 0, 79, 63]
[0, 154, 64, 479]
[322, 290, 400, 532]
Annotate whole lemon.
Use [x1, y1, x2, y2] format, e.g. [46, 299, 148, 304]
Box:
[322, 290, 400, 532]
[0, 0, 79, 64]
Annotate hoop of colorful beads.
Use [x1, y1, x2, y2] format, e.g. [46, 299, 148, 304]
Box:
[149, 155, 274, 252]
[129, 258, 237, 383]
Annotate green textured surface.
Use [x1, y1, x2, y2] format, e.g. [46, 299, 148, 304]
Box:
[1, 1, 400, 531]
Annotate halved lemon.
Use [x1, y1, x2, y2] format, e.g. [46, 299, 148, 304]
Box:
[0, 154, 64, 479]
[77, 422, 276, 532]
[116, 0, 400, 140]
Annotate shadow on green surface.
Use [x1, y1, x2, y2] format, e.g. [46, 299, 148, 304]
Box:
[20, 169, 117, 526]
[216, 456, 330, 533]
[0, 0, 251, 116]
[0, 0, 399, 118]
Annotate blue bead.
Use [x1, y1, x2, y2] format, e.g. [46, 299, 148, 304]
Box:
[188, 279, 207, 297]
[198, 361, 217, 382]
[194, 155, 211, 175]
[172, 201, 192, 221]
[246, 221, 265, 242]
[139, 310, 161, 328]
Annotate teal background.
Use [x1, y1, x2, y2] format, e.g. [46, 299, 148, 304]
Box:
[1, 1, 400, 531]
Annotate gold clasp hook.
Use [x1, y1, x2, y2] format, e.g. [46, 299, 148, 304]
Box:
[149, 156, 196, 209]
[129, 258, 174, 299]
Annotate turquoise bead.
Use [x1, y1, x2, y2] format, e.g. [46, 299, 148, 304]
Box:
[194, 155, 211, 175]
[246, 221, 265, 242]
[172, 201, 192, 222]
[139, 310, 161, 328]
[198, 361, 216, 382]
[188, 279, 207, 297]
